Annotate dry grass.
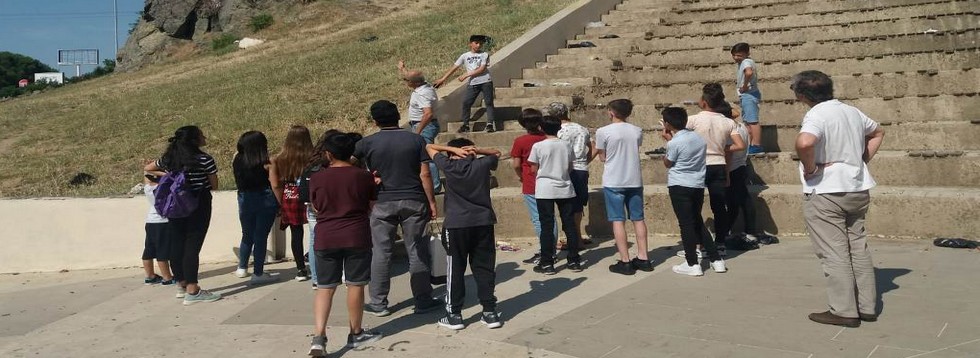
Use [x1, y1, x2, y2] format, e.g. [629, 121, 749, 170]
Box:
[0, 0, 575, 198]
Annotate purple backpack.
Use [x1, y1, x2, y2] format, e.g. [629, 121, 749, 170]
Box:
[154, 171, 199, 218]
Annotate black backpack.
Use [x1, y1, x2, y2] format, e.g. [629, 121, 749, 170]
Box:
[298, 162, 324, 204]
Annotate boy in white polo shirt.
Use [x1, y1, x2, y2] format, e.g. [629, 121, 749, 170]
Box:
[527, 116, 584, 275]
[594, 99, 652, 276]
[434, 35, 497, 133]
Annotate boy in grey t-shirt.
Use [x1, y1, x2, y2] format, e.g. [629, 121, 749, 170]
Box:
[732, 42, 763, 154]
[593, 99, 651, 275]
[527, 116, 584, 275]
[434, 35, 497, 133]
[660, 107, 726, 277]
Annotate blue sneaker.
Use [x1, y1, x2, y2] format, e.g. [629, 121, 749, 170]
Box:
[182, 289, 221, 305]
[160, 277, 177, 285]
[748, 145, 765, 155]
[144, 275, 163, 285]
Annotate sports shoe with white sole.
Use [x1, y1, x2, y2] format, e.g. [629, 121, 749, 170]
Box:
[672, 262, 704, 277]
[710, 259, 728, 273]
[438, 314, 465, 330]
[175, 286, 187, 299]
[234, 268, 249, 278]
[183, 289, 221, 305]
[347, 329, 383, 348]
[248, 273, 278, 286]
[481, 312, 503, 329]
[308, 335, 326, 357]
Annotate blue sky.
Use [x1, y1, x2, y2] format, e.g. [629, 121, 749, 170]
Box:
[0, 0, 144, 75]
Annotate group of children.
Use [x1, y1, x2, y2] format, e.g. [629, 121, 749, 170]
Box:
[135, 37, 765, 355]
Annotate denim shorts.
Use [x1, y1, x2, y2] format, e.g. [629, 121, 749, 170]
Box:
[740, 91, 761, 124]
[603, 187, 644, 222]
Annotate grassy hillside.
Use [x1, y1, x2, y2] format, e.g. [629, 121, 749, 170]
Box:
[0, 0, 574, 198]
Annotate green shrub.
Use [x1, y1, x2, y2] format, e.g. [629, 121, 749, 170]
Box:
[249, 14, 274, 32]
[212, 33, 239, 55]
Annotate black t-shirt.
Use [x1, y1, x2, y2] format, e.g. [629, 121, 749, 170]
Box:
[232, 157, 271, 192]
[433, 153, 498, 229]
[353, 128, 430, 203]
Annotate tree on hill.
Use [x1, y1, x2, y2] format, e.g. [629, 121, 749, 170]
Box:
[0, 51, 57, 98]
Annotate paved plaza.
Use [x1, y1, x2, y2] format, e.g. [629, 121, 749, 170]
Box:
[1, 235, 978, 358]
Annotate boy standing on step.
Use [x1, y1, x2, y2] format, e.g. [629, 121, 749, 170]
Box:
[594, 99, 652, 275]
[660, 107, 727, 277]
[547, 102, 594, 246]
[732, 42, 764, 154]
[433, 35, 497, 133]
[426, 139, 503, 331]
[527, 116, 584, 274]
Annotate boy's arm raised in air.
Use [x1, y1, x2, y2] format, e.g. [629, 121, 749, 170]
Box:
[425, 144, 470, 159]
[463, 146, 501, 157]
[433, 64, 462, 88]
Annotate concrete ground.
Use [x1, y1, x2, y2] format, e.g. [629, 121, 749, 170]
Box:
[1, 235, 978, 358]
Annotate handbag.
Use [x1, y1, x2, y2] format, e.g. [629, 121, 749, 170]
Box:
[428, 222, 448, 282]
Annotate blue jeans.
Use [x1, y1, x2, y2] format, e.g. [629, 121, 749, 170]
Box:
[523, 194, 558, 239]
[603, 187, 645, 222]
[410, 120, 442, 193]
[461, 81, 496, 128]
[307, 206, 318, 282]
[739, 90, 762, 124]
[238, 189, 279, 275]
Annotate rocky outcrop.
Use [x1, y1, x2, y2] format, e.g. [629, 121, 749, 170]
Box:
[117, 0, 295, 72]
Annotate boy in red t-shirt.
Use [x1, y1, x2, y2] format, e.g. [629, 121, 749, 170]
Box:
[510, 109, 557, 264]
[307, 132, 382, 356]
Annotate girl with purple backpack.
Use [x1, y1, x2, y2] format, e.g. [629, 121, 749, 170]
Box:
[144, 125, 222, 305]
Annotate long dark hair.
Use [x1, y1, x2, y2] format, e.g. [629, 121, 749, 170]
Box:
[160, 125, 205, 171]
[311, 129, 342, 166]
[234, 131, 269, 168]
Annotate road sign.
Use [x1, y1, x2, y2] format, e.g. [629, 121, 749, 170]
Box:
[57, 49, 100, 76]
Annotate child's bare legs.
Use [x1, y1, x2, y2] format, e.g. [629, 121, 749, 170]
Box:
[612, 221, 630, 262]
[347, 285, 366, 333]
[748, 123, 762, 147]
[142, 260, 156, 278]
[156, 260, 173, 280]
[313, 287, 336, 336]
[632, 220, 649, 261]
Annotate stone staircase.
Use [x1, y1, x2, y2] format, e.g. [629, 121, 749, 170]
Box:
[435, 0, 980, 240]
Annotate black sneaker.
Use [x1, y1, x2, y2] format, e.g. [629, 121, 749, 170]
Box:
[630, 258, 654, 272]
[363, 304, 391, 317]
[347, 329, 383, 348]
[308, 335, 327, 357]
[160, 277, 177, 285]
[567, 258, 583, 272]
[144, 274, 163, 285]
[457, 125, 470, 133]
[522, 253, 542, 265]
[485, 123, 497, 133]
[608, 260, 636, 276]
[438, 313, 465, 330]
[481, 311, 503, 329]
[533, 262, 557, 275]
[413, 298, 442, 314]
[295, 269, 311, 282]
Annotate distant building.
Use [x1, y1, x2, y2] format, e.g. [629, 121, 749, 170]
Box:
[34, 72, 65, 84]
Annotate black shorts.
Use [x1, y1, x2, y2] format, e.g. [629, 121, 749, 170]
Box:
[570, 170, 590, 213]
[143, 223, 174, 260]
[314, 248, 372, 289]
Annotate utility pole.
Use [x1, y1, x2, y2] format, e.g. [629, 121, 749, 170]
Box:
[113, 0, 119, 60]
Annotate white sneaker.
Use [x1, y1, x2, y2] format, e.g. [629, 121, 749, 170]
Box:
[675, 250, 705, 259]
[248, 273, 278, 286]
[745, 234, 758, 242]
[672, 262, 704, 276]
[710, 259, 728, 273]
[234, 268, 248, 278]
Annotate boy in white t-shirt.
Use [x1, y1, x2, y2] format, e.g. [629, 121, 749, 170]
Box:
[527, 116, 584, 275]
[593, 99, 651, 276]
[141, 173, 175, 285]
[434, 35, 497, 133]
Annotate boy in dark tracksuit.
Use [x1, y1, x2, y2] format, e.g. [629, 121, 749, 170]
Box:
[426, 139, 503, 330]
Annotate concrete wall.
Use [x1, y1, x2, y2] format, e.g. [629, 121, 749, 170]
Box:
[429, 0, 625, 128]
[0, 192, 299, 274]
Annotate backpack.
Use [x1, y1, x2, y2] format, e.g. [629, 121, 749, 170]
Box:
[297, 162, 324, 204]
[153, 171, 199, 218]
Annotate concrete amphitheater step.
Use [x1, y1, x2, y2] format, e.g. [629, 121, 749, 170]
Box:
[472, 145, 980, 188]
[483, 184, 980, 239]
[545, 31, 979, 69]
[442, 119, 980, 152]
[495, 69, 980, 105]
[494, 96, 980, 127]
[591, 6, 979, 38]
[573, 15, 979, 53]
[607, 0, 976, 23]
[519, 51, 980, 87]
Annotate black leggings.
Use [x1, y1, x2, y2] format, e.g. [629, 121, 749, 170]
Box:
[288, 225, 306, 270]
[726, 166, 757, 235]
[705, 165, 731, 246]
[170, 191, 212, 284]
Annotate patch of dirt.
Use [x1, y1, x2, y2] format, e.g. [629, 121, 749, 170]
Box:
[0, 137, 16, 156]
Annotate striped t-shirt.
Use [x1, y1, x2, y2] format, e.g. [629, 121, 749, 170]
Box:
[157, 153, 218, 191]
